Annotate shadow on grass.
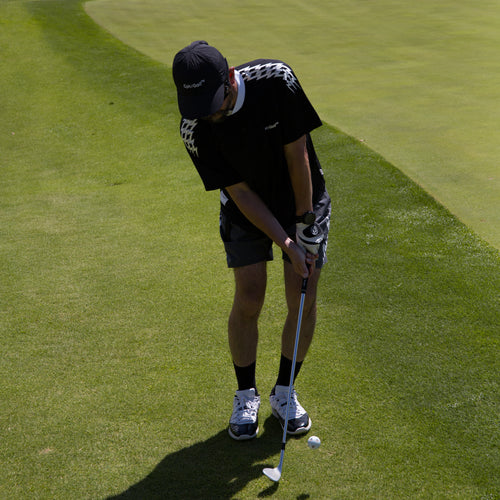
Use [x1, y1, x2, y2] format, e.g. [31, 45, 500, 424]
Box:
[107, 415, 309, 499]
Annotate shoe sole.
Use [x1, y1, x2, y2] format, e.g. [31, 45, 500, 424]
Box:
[271, 408, 312, 435]
[228, 426, 259, 441]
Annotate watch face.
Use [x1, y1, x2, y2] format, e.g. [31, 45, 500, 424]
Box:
[303, 212, 316, 225]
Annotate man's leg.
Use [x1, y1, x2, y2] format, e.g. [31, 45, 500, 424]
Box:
[269, 262, 321, 435]
[227, 261, 267, 440]
[282, 261, 321, 363]
[229, 261, 267, 369]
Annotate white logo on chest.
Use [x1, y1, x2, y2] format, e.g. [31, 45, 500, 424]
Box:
[265, 121, 279, 131]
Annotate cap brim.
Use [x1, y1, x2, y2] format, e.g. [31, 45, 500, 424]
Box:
[178, 83, 225, 119]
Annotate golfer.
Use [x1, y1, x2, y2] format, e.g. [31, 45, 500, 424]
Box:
[173, 41, 331, 440]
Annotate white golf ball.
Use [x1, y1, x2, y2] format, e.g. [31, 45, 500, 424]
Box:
[307, 435, 321, 449]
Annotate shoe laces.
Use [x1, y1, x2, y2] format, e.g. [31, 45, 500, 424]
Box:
[288, 390, 307, 418]
[233, 393, 259, 422]
[275, 387, 307, 418]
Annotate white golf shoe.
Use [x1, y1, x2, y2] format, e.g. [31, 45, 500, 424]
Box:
[228, 388, 260, 440]
[269, 384, 312, 435]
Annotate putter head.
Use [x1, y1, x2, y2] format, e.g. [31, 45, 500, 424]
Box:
[263, 466, 282, 482]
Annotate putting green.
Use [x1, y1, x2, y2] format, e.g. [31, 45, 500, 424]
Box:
[86, 0, 500, 249]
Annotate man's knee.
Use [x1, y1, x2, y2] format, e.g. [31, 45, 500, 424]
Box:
[233, 282, 266, 318]
[233, 263, 267, 317]
[288, 295, 317, 319]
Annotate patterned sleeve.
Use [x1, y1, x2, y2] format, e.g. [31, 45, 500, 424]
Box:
[275, 63, 322, 144]
[180, 118, 242, 191]
[238, 60, 322, 145]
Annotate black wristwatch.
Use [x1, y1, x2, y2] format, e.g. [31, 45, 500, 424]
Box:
[295, 211, 316, 225]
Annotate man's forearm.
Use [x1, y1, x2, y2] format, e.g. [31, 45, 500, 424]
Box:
[225, 182, 293, 252]
[225, 181, 312, 278]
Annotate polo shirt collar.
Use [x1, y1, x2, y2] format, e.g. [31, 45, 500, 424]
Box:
[231, 69, 245, 115]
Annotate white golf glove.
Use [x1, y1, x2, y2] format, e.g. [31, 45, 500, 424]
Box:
[296, 222, 324, 255]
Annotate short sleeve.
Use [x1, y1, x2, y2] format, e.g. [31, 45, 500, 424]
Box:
[180, 118, 243, 191]
[273, 64, 322, 144]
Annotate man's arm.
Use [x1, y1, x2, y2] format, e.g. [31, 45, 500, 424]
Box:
[284, 135, 313, 217]
[225, 182, 312, 278]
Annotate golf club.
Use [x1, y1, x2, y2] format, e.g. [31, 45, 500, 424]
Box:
[263, 276, 308, 482]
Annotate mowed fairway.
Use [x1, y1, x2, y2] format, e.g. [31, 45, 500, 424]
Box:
[1, 1, 499, 499]
[87, 0, 500, 250]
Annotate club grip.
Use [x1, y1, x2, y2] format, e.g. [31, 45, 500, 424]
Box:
[301, 278, 308, 294]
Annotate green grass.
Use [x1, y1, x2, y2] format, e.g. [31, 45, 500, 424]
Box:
[1, 1, 499, 499]
[86, 0, 500, 250]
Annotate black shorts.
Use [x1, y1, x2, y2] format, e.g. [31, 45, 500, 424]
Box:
[219, 190, 331, 268]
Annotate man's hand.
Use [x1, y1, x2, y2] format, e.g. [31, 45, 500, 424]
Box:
[284, 237, 317, 278]
[296, 222, 324, 255]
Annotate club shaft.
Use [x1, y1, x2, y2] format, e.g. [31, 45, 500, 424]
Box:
[277, 277, 308, 471]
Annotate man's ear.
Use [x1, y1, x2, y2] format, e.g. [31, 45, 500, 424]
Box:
[228, 66, 236, 83]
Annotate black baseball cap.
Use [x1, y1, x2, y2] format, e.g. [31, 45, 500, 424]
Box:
[172, 41, 229, 119]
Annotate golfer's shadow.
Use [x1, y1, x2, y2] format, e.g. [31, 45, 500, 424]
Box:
[107, 415, 285, 499]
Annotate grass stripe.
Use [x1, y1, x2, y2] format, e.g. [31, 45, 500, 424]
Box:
[86, 0, 500, 250]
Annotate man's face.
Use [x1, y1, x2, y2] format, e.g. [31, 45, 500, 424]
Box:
[202, 79, 237, 124]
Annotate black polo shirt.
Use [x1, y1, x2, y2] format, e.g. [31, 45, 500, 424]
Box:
[180, 59, 325, 230]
